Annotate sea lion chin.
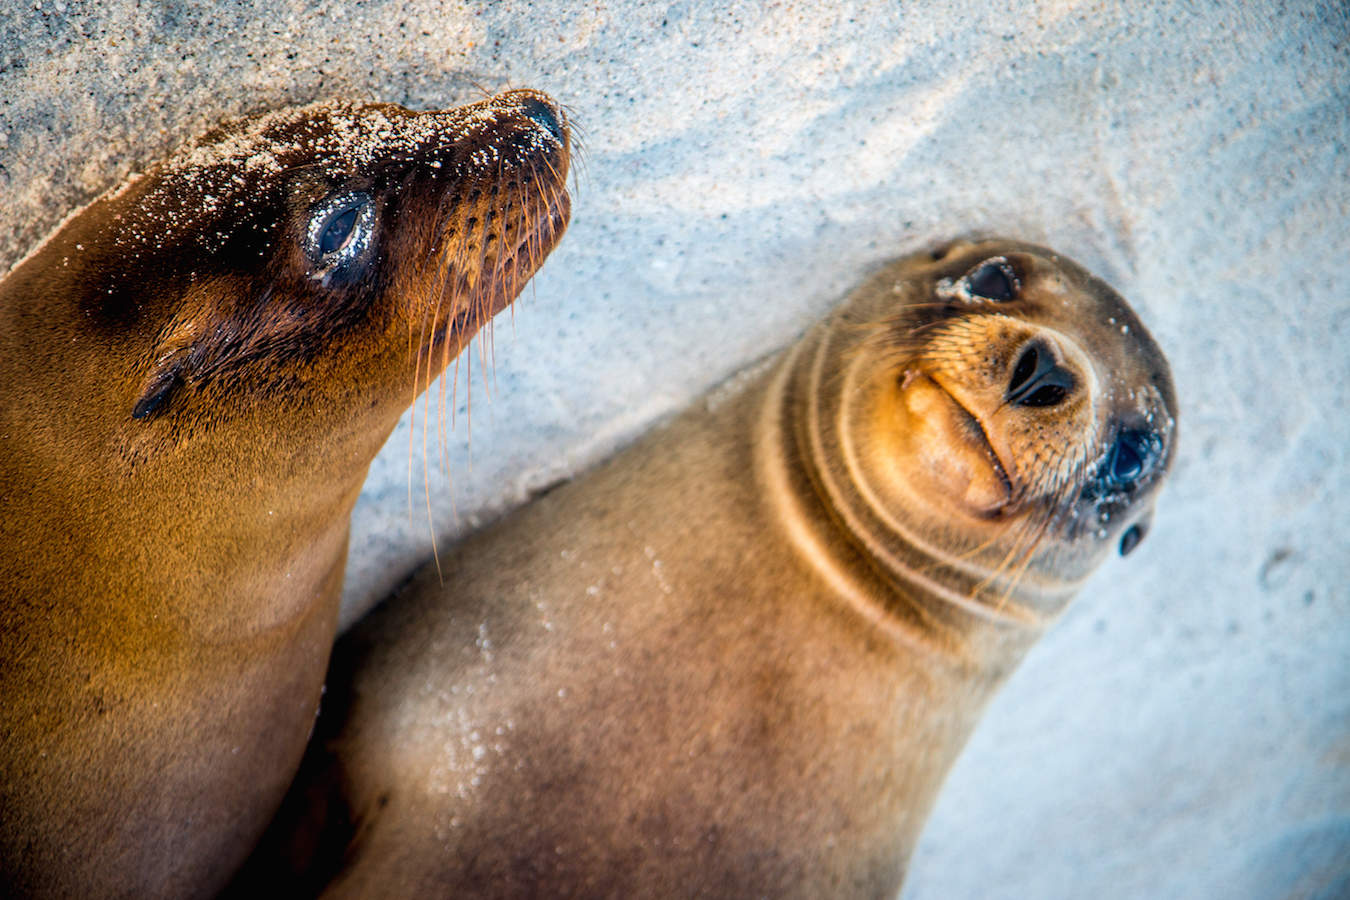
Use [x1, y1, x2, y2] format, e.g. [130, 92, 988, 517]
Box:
[0, 89, 570, 898]
[233, 239, 1175, 898]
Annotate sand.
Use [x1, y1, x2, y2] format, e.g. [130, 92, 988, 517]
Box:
[3, 1, 1346, 896]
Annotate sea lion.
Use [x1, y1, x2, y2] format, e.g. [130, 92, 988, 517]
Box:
[238, 240, 1176, 898]
[0, 89, 571, 898]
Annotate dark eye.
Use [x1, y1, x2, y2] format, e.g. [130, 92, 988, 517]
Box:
[305, 190, 375, 268]
[1108, 428, 1158, 487]
[320, 205, 359, 254]
[1079, 426, 1165, 506]
[967, 260, 1018, 301]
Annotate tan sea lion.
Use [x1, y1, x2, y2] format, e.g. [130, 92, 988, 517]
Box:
[0, 90, 571, 898]
[238, 240, 1176, 898]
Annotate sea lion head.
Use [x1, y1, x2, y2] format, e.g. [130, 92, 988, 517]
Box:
[3, 89, 570, 472]
[805, 239, 1176, 621]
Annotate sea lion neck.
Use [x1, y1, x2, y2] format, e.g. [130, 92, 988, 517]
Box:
[755, 321, 1047, 672]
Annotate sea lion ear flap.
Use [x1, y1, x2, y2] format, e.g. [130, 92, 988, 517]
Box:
[132, 352, 188, 420]
[928, 239, 967, 262]
[132, 316, 207, 420]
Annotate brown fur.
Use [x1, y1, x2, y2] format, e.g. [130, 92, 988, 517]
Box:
[0, 90, 570, 898]
[240, 241, 1176, 897]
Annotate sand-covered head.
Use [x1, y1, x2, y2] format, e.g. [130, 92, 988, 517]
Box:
[4, 89, 571, 463]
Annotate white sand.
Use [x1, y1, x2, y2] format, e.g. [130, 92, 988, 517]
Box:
[3, 1, 1346, 896]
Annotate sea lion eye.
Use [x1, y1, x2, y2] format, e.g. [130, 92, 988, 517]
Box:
[967, 259, 1018, 302]
[320, 205, 359, 254]
[305, 190, 375, 268]
[1107, 428, 1159, 489]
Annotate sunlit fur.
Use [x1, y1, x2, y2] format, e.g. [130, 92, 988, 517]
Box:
[0, 90, 570, 899]
[784, 239, 1176, 628]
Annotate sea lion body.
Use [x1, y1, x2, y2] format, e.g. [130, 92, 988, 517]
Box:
[0, 91, 570, 897]
[243, 241, 1176, 897]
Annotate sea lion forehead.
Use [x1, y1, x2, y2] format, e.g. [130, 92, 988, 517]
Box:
[116, 93, 562, 252]
[924, 240, 1173, 391]
[162, 95, 532, 184]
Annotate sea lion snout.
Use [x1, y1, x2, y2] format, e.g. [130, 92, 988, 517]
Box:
[797, 239, 1176, 616]
[508, 91, 568, 143]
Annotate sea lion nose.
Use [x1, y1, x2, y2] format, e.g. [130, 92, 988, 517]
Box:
[513, 93, 566, 143]
[1005, 341, 1076, 408]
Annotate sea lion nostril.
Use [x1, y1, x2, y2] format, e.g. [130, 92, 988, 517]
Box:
[1008, 344, 1039, 394]
[1005, 342, 1075, 408]
[1112, 437, 1143, 482]
[517, 96, 565, 142]
[1080, 427, 1164, 505]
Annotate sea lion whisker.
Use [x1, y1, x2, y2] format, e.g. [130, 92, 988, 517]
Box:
[434, 273, 457, 481]
[966, 503, 1044, 604]
[3, 89, 572, 897]
[406, 259, 441, 518]
[988, 505, 1058, 610]
[525, 161, 546, 261]
[447, 349, 463, 435]
[537, 153, 568, 195]
[421, 387, 443, 583]
[462, 337, 474, 444]
[569, 137, 591, 193]
[481, 321, 498, 401]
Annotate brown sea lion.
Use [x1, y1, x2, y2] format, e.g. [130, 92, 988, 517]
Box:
[0, 90, 571, 898]
[238, 240, 1176, 898]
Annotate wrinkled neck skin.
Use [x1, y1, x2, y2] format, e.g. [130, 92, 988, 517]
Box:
[749, 295, 1078, 881]
[760, 322, 1053, 684]
[750, 284, 1107, 874]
